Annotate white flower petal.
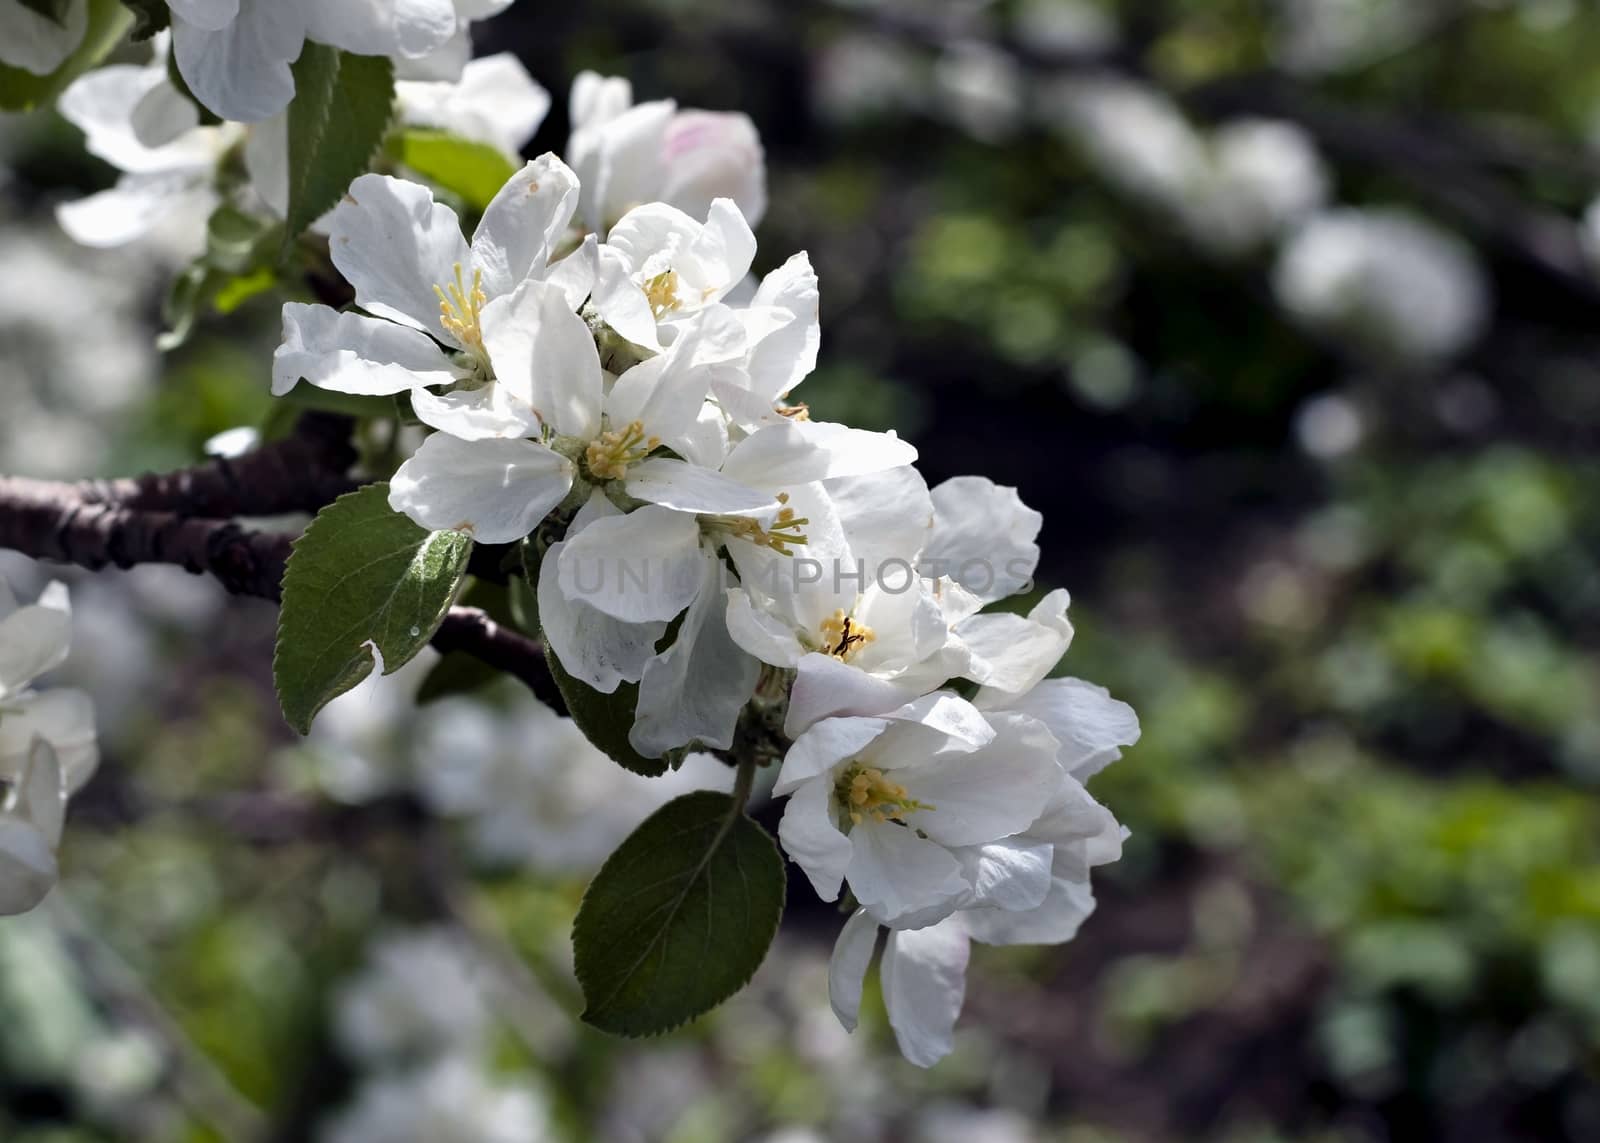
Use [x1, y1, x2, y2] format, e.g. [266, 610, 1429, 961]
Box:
[0, 0, 88, 76]
[0, 584, 71, 697]
[471, 154, 581, 298]
[537, 535, 666, 693]
[592, 245, 663, 352]
[955, 838, 1054, 914]
[923, 476, 1043, 604]
[171, 0, 305, 122]
[957, 588, 1074, 697]
[398, 54, 550, 156]
[828, 908, 880, 1033]
[825, 466, 934, 576]
[17, 739, 64, 847]
[273, 303, 461, 397]
[979, 676, 1140, 782]
[388, 433, 572, 543]
[785, 652, 926, 737]
[604, 307, 744, 443]
[0, 689, 98, 794]
[479, 278, 602, 439]
[773, 714, 891, 796]
[849, 820, 969, 928]
[305, 0, 456, 59]
[630, 546, 759, 755]
[777, 776, 854, 902]
[720, 421, 917, 488]
[555, 505, 703, 623]
[56, 173, 213, 248]
[961, 876, 1097, 947]
[624, 457, 777, 516]
[724, 587, 808, 673]
[659, 111, 767, 228]
[329, 174, 473, 339]
[882, 920, 970, 1068]
[410, 384, 541, 441]
[0, 818, 59, 916]
[909, 714, 1061, 848]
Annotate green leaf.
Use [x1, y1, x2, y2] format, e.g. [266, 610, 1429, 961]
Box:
[574, 791, 786, 1036]
[206, 205, 280, 275]
[543, 645, 668, 777]
[119, 0, 167, 39]
[391, 129, 517, 212]
[275, 483, 472, 734]
[284, 45, 395, 246]
[0, 0, 130, 112]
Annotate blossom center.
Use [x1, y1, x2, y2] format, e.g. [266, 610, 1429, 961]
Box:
[585, 420, 660, 480]
[818, 609, 874, 661]
[834, 764, 932, 827]
[644, 269, 682, 319]
[720, 491, 809, 554]
[435, 263, 488, 354]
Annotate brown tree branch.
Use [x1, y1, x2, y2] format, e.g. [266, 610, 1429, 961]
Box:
[0, 472, 564, 715]
[74, 412, 360, 519]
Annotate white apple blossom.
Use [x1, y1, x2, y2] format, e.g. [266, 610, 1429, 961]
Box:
[0, 739, 66, 916]
[165, 0, 511, 124]
[0, 578, 97, 917]
[774, 692, 1066, 929]
[0, 579, 97, 792]
[394, 52, 550, 159]
[566, 70, 767, 235]
[272, 157, 595, 429]
[322, 1056, 548, 1143]
[54, 38, 248, 249]
[592, 198, 758, 353]
[0, 0, 87, 76]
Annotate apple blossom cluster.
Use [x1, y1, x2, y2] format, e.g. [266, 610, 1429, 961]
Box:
[0, 579, 98, 916]
[270, 128, 1139, 1062]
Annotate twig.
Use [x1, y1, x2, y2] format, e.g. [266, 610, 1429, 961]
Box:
[0, 474, 564, 714]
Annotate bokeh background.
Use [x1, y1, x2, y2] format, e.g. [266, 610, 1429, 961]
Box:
[4, 0, 1600, 1139]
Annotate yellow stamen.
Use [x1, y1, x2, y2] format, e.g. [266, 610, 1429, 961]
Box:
[834, 764, 931, 826]
[585, 420, 660, 480]
[776, 401, 810, 421]
[644, 269, 682, 319]
[722, 491, 810, 555]
[818, 609, 876, 661]
[434, 263, 488, 353]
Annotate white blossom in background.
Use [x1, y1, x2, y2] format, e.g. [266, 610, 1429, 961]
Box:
[0, 231, 159, 478]
[334, 928, 492, 1066]
[56, 38, 550, 252]
[812, 33, 926, 125]
[1186, 119, 1329, 254]
[1013, 0, 1119, 54]
[395, 52, 550, 159]
[321, 1056, 549, 1143]
[54, 35, 248, 250]
[1043, 80, 1328, 255]
[412, 692, 734, 872]
[566, 70, 767, 235]
[0, 578, 98, 916]
[913, 1104, 1039, 1143]
[1579, 195, 1600, 274]
[165, 0, 512, 123]
[1272, 0, 1433, 75]
[0, 0, 87, 75]
[934, 41, 1025, 143]
[0, 740, 66, 916]
[1274, 208, 1489, 362]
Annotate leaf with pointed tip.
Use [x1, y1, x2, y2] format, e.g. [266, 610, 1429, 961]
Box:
[574, 791, 785, 1036]
[284, 45, 394, 245]
[274, 483, 472, 734]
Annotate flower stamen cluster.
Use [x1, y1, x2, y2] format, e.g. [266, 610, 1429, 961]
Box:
[835, 764, 929, 828]
[584, 421, 661, 481]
